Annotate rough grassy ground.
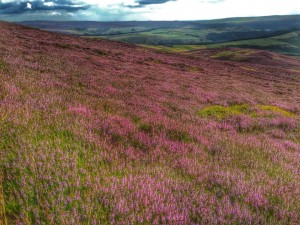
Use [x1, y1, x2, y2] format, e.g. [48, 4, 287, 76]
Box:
[0, 21, 300, 224]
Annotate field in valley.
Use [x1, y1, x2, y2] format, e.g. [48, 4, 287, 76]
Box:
[21, 15, 300, 57]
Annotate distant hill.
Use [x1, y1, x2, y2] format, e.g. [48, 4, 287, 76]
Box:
[1, 21, 300, 224]
[20, 15, 300, 56]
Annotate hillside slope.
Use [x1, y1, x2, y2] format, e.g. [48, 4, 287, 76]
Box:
[0, 22, 300, 224]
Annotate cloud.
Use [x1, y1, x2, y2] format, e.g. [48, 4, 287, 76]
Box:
[127, 0, 176, 8]
[0, 0, 90, 14]
[200, 0, 225, 3]
[26, 3, 32, 9]
[0, 0, 299, 21]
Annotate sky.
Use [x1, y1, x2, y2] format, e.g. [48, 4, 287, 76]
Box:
[0, 0, 300, 21]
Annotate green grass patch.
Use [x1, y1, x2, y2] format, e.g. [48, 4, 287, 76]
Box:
[197, 104, 296, 120]
[210, 50, 252, 62]
[197, 104, 250, 120]
[138, 123, 153, 134]
[139, 44, 207, 53]
[258, 105, 296, 117]
[166, 129, 193, 143]
[211, 51, 235, 59]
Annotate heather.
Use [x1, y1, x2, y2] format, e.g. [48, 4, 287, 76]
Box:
[0, 22, 300, 224]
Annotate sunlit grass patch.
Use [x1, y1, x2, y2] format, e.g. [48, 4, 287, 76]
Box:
[0, 116, 110, 223]
[210, 50, 251, 62]
[214, 139, 295, 182]
[211, 49, 255, 61]
[0, 110, 10, 123]
[258, 105, 296, 117]
[198, 104, 297, 121]
[139, 44, 206, 53]
[197, 104, 250, 120]
[211, 51, 235, 59]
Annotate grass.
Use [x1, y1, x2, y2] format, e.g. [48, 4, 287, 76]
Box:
[258, 105, 296, 117]
[198, 104, 296, 120]
[210, 50, 254, 61]
[197, 104, 250, 119]
[206, 33, 300, 56]
[0, 169, 7, 225]
[0, 59, 9, 73]
[166, 129, 194, 143]
[138, 123, 153, 133]
[139, 44, 207, 53]
[140, 31, 300, 57]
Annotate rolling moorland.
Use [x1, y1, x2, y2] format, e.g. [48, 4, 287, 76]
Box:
[0, 21, 300, 224]
[20, 15, 300, 57]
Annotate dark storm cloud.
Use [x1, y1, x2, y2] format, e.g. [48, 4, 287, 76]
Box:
[128, 0, 176, 8]
[0, 0, 90, 14]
